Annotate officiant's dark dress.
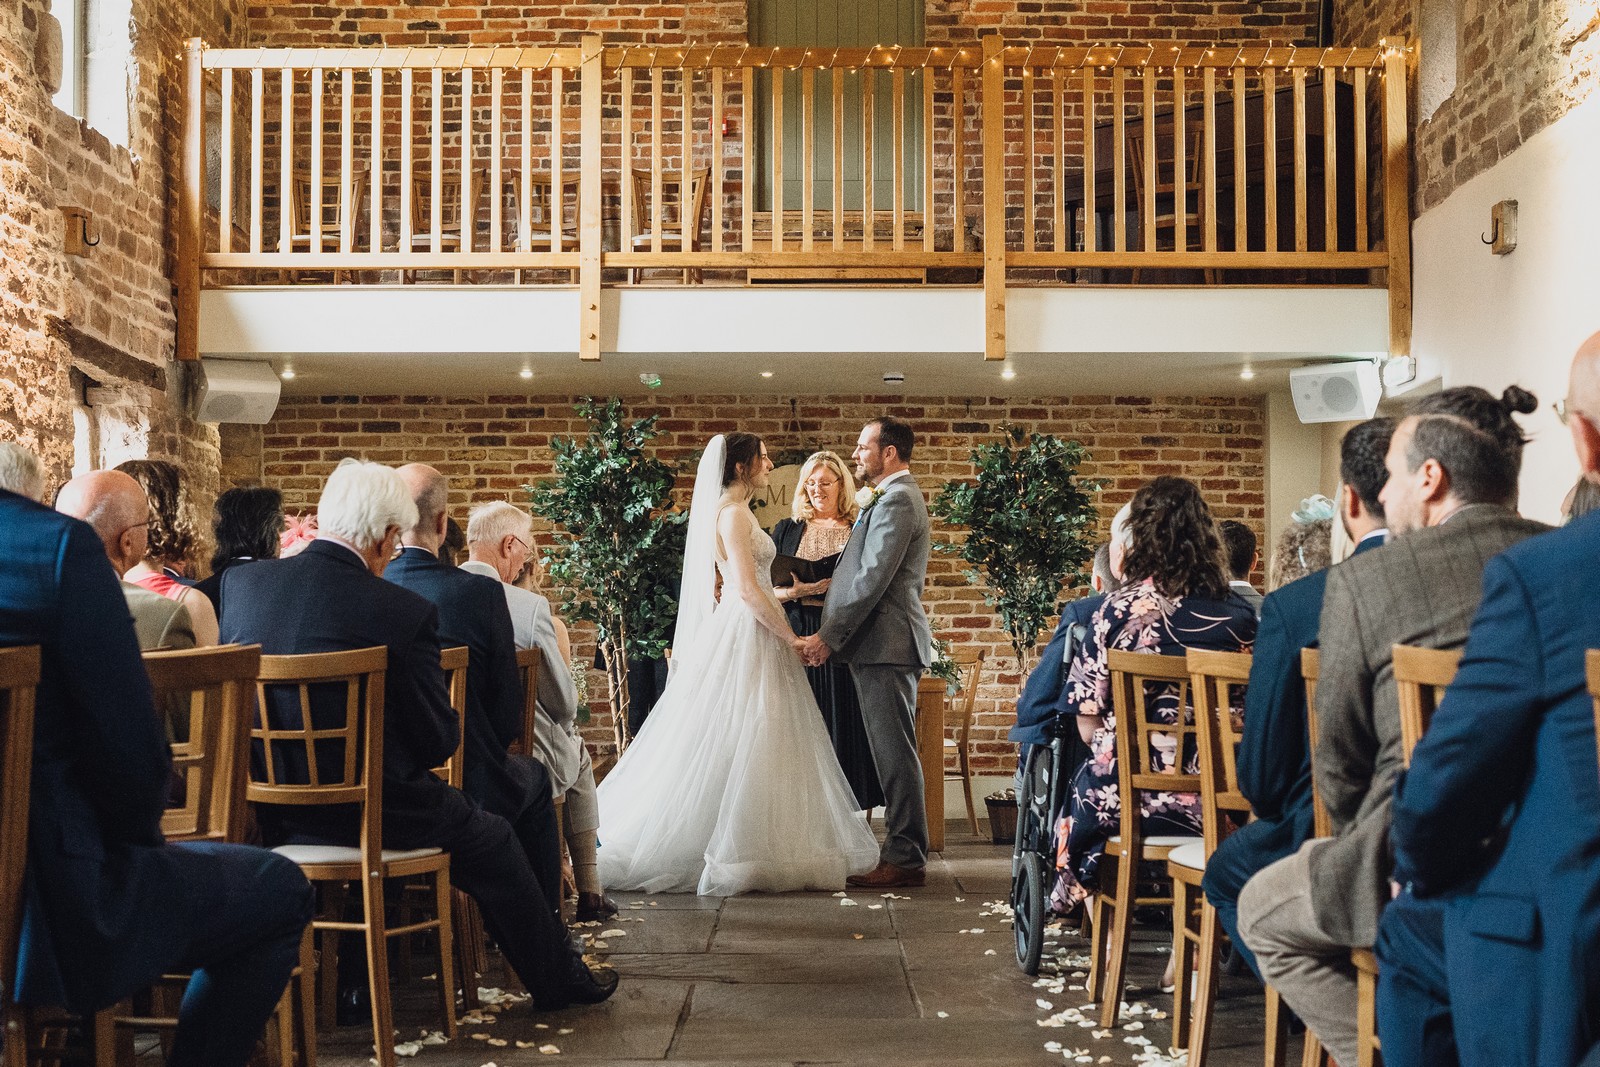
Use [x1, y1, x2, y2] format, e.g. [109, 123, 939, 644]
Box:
[772, 517, 886, 811]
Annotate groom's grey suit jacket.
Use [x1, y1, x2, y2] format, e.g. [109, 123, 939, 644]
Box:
[818, 475, 933, 667]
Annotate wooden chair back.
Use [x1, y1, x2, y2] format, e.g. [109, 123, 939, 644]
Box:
[1586, 651, 1600, 784]
[251, 648, 388, 865]
[950, 647, 988, 754]
[1301, 647, 1332, 838]
[511, 646, 543, 758]
[509, 172, 581, 250]
[0, 645, 40, 1021]
[1393, 644, 1461, 766]
[146, 643, 262, 843]
[629, 167, 712, 248]
[1126, 131, 1204, 208]
[289, 167, 370, 249]
[434, 646, 469, 789]
[410, 168, 491, 248]
[1107, 651, 1202, 847]
[1186, 648, 1253, 857]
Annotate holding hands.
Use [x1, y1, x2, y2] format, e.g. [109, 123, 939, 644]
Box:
[796, 633, 832, 667]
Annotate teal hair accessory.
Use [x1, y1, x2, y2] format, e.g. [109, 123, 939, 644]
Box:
[1291, 494, 1336, 524]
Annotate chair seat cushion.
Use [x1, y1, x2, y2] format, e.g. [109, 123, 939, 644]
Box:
[1166, 840, 1207, 871]
[1107, 833, 1203, 850]
[273, 843, 443, 866]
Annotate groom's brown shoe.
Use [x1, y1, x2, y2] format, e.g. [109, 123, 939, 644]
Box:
[847, 861, 926, 889]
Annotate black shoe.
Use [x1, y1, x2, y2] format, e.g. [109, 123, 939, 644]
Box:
[543, 954, 619, 1009]
[334, 984, 370, 1027]
[576, 892, 619, 923]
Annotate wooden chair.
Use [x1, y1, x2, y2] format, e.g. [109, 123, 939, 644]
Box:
[433, 646, 469, 789]
[1393, 644, 1462, 765]
[253, 648, 457, 1067]
[0, 646, 40, 1067]
[1126, 131, 1215, 284]
[1087, 651, 1202, 1028]
[1168, 648, 1251, 1066]
[1587, 650, 1600, 781]
[628, 167, 711, 284]
[506, 171, 580, 283]
[1289, 646, 1330, 1067]
[285, 168, 370, 283]
[942, 648, 988, 836]
[405, 168, 490, 283]
[510, 647, 543, 758]
[433, 647, 487, 1013]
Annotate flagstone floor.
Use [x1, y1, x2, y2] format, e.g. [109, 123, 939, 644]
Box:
[315, 824, 1312, 1067]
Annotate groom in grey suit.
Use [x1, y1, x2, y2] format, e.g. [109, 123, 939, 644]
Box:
[802, 417, 934, 887]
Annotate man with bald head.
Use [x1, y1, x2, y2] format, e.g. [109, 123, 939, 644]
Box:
[1374, 331, 1600, 1067]
[385, 464, 565, 920]
[56, 469, 195, 652]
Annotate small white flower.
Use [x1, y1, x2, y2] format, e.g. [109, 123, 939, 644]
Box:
[854, 485, 882, 510]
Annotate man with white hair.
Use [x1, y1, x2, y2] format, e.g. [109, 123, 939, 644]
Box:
[56, 469, 195, 652]
[463, 500, 615, 922]
[0, 439, 45, 501]
[221, 459, 618, 1017]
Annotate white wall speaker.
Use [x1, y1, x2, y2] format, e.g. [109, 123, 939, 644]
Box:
[194, 359, 282, 424]
[1289, 362, 1383, 423]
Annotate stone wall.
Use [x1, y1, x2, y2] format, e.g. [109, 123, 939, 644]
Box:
[251, 392, 1267, 771]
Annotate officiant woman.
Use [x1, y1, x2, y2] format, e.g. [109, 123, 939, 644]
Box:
[771, 450, 885, 811]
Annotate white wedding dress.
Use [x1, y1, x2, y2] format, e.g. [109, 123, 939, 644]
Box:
[596, 501, 880, 895]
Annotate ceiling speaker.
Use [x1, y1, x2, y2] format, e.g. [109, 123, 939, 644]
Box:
[1289, 362, 1382, 424]
[194, 359, 282, 424]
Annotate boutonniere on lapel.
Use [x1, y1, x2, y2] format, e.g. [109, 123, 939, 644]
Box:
[854, 484, 885, 523]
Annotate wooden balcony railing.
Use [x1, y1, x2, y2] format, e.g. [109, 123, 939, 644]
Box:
[178, 35, 1411, 364]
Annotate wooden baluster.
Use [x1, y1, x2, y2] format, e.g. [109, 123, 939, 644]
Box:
[742, 66, 754, 252]
[310, 67, 323, 256]
[1354, 66, 1368, 253]
[772, 66, 784, 252]
[250, 67, 263, 254]
[552, 65, 565, 257]
[370, 66, 382, 254]
[340, 67, 353, 253]
[980, 35, 1004, 362]
[1052, 69, 1064, 253]
[490, 67, 503, 254]
[1173, 64, 1186, 256]
[1233, 67, 1247, 252]
[1112, 66, 1125, 254]
[1263, 65, 1277, 252]
[401, 68, 414, 254]
[892, 66, 905, 252]
[1082, 63, 1095, 254]
[801, 66, 814, 252]
[862, 64, 874, 251]
[220, 68, 233, 254]
[1382, 35, 1412, 359]
[579, 35, 602, 360]
[652, 66, 664, 255]
[461, 67, 474, 255]
[1203, 65, 1217, 253]
[621, 67, 633, 258]
[1294, 65, 1308, 253]
[953, 64, 965, 252]
[519, 68, 531, 253]
[712, 66, 725, 252]
[923, 67, 935, 253]
[431, 67, 443, 254]
[279, 66, 292, 254]
[1140, 65, 1154, 256]
[832, 67, 844, 251]
[681, 63, 693, 267]
[1324, 67, 1338, 252]
[180, 40, 202, 362]
[1022, 62, 1035, 254]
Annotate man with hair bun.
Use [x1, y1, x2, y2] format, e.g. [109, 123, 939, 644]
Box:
[1238, 388, 1547, 1065]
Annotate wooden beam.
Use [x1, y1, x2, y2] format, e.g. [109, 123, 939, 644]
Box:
[178, 39, 203, 362]
[1381, 36, 1412, 359]
[981, 35, 1005, 362]
[579, 34, 604, 362]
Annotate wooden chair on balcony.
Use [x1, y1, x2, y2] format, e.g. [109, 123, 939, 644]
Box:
[1168, 648, 1251, 1067]
[1126, 131, 1215, 284]
[1086, 651, 1202, 1028]
[254, 648, 457, 1067]
[941, 647, 988, 836]
[628, 167, 711, 284]
[506, 171, 580, 283]
[285, 168, 370, 284]
[0, 646, 40, 1067]
[405, 168, 491, 284]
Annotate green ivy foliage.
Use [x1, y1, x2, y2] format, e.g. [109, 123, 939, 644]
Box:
[931, 425, 1101, 673]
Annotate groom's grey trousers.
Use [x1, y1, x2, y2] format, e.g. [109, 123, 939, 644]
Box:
[849, 663, 928, 868]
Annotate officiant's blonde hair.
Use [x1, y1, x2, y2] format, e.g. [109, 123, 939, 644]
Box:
[792, 451, 859, 523]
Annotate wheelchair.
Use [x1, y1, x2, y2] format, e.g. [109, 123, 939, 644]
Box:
[1010, 716, 1086, 975]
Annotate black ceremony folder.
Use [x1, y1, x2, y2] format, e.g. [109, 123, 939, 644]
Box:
[771, 551, 842, 588]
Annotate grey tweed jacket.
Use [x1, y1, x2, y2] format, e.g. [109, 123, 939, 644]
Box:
[1310, 505, 1549, 946]
[817, 474, 933, 668]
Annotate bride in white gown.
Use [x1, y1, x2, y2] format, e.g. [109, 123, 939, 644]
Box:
[596, 433, 881, 895]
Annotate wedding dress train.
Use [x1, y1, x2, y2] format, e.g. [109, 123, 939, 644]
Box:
[596, 509, 880, 895]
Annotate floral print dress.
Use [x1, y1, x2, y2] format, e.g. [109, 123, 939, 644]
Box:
[1052, 578, 1257, 907]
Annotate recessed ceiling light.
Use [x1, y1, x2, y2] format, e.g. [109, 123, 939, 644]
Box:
[1239, 366, 1256, 381]
[760, 370, 774, 378]
[279, 368, 295, 381]
[519, 368, 534, 380]
[1001, 367, 1017, 381]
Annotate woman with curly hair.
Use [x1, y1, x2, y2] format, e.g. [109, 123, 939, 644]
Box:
[1054, 475, 1257, 918]
[115, 459, 219, 645]
[1268, 495, 1335, 589]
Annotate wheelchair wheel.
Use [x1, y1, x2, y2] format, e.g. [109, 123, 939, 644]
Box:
[1012, 850, 1049, 975]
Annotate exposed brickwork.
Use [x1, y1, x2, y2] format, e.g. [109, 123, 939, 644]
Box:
[255, 393, 1266, 771]
[1339, 0, 1600, 213]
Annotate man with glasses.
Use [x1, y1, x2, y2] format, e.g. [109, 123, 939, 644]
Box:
[56, 469, 196, 652]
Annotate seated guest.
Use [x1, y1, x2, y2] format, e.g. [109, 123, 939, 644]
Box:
[56, 470, 196, 652]
[0, 440, 46, 501]
[1054, 476, 1257, 922]
[386, 466, 564, 920]
[195, 485, 284, 617]
[1238, 386, 1546, 1066]
[115, 458, 219, 645]
[1377, 332, 1600, 1067]
[1268, 498, 1335, 589]
[220, 459, 615, 1008]
[439, 515, 466, 566]
[1202, 418, 1392, 980]
[463, 500, 617, 922]
[1219, 519, 1264, 614]
[2, 461, 312, 1067]
[1562, 473, 1600, 522]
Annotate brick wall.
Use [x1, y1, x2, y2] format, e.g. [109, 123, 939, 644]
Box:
[1339, 0, 1600, 214]
[252, 392, 1266, 771]
[1, 0, 248, 552]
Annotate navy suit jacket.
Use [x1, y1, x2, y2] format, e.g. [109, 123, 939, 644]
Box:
[220, 540, 475, 848]
[384, 547, 536, 818]
[0, 491, 189, 1011]
[1010, 594, 1104, 746]
[1389, 512, 1600, 1066]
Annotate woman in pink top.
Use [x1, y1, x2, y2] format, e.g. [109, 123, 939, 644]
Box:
[116, 459, 220, 646]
